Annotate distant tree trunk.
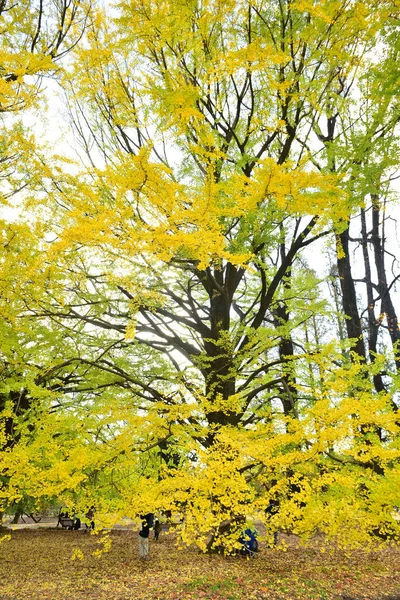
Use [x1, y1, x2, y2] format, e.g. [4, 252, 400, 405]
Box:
[304, 320, 317, 393]
[360, 207, 386, 395]
[337, 223, 384, 473]
[273, 238, 298, 419]
[330, 273, 343, 342]
[12, 510, 22, 524]
[311, 314, 326, 387]
[370, 196, 400, 373]
[336, 227, 367, 360]
[274, 297, 298, 418]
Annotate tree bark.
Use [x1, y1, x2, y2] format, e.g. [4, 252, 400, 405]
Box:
[371, 196, 400, 372]
[336, 227, 367, 360]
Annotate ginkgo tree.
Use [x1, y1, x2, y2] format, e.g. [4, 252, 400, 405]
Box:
[0, 0, 92, 521]
[1, 0, 400, 552]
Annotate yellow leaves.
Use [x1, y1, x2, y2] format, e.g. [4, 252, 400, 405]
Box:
[0, 51, 54, 79]
[0, 51, 54, 110]
[200, 393, 245, 418]
[208, 41, 289, 79]
[219, 158, 347, 229]
[292, 0, 337, 24]
[71, 548, 85, 561]
[1, 0, 400, 560]
[59, 149, 345, 270]
[2, 369, 400, 552]
[49, 0, 390, 276]
[150, 83, 203, 132]
[49, 147, 247, 268]
[0, 534, 11, 546]
[125, 321, 137, 341]
[292, 0, 386, 45]
[91, 533, 112, 557]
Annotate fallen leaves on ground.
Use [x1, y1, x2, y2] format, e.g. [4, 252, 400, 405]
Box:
[0, 528, 399, 600]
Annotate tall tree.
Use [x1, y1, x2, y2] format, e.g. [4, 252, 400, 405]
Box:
[0, 0, 92, 520]
[2, 0, 400, 550]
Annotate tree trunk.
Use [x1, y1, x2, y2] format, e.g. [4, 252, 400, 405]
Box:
[371, 196, 400, 372]
[336, 227, 367, 360]
[360, 207, 386, 395]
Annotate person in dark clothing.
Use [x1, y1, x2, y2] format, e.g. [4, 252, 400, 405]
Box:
[154, 518, 161, 541]
[57, 511, 69, 527]
[138, 515, 150, 559]
[142, 513, 154, 528]
[85, 507, 95, 530]
[239, 527, 259, 557]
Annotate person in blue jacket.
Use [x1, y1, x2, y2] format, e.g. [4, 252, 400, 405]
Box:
[239, 526, 259, 556]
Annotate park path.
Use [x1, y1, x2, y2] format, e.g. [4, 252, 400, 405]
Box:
[2, 516, 137, 531]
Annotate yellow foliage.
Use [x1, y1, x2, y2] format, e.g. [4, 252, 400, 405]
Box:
[1, 0, 400, 556]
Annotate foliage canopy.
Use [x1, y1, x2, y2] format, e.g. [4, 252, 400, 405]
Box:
[1, 0, 400, 552]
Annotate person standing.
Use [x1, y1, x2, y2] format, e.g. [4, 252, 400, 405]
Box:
[265, 499, 279, 546]
[154, 517, 161, 541]
[86, 506, 95, 530]
[138, 515, 150, 559]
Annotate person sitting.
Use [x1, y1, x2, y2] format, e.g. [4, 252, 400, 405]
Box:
[239, 526, 259, 557]
[57, 511, 68, 527]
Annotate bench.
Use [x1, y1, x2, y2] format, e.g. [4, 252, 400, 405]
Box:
[57, 514, 75, 529]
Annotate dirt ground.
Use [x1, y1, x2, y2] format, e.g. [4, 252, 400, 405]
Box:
[0, 526, 400, 600]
